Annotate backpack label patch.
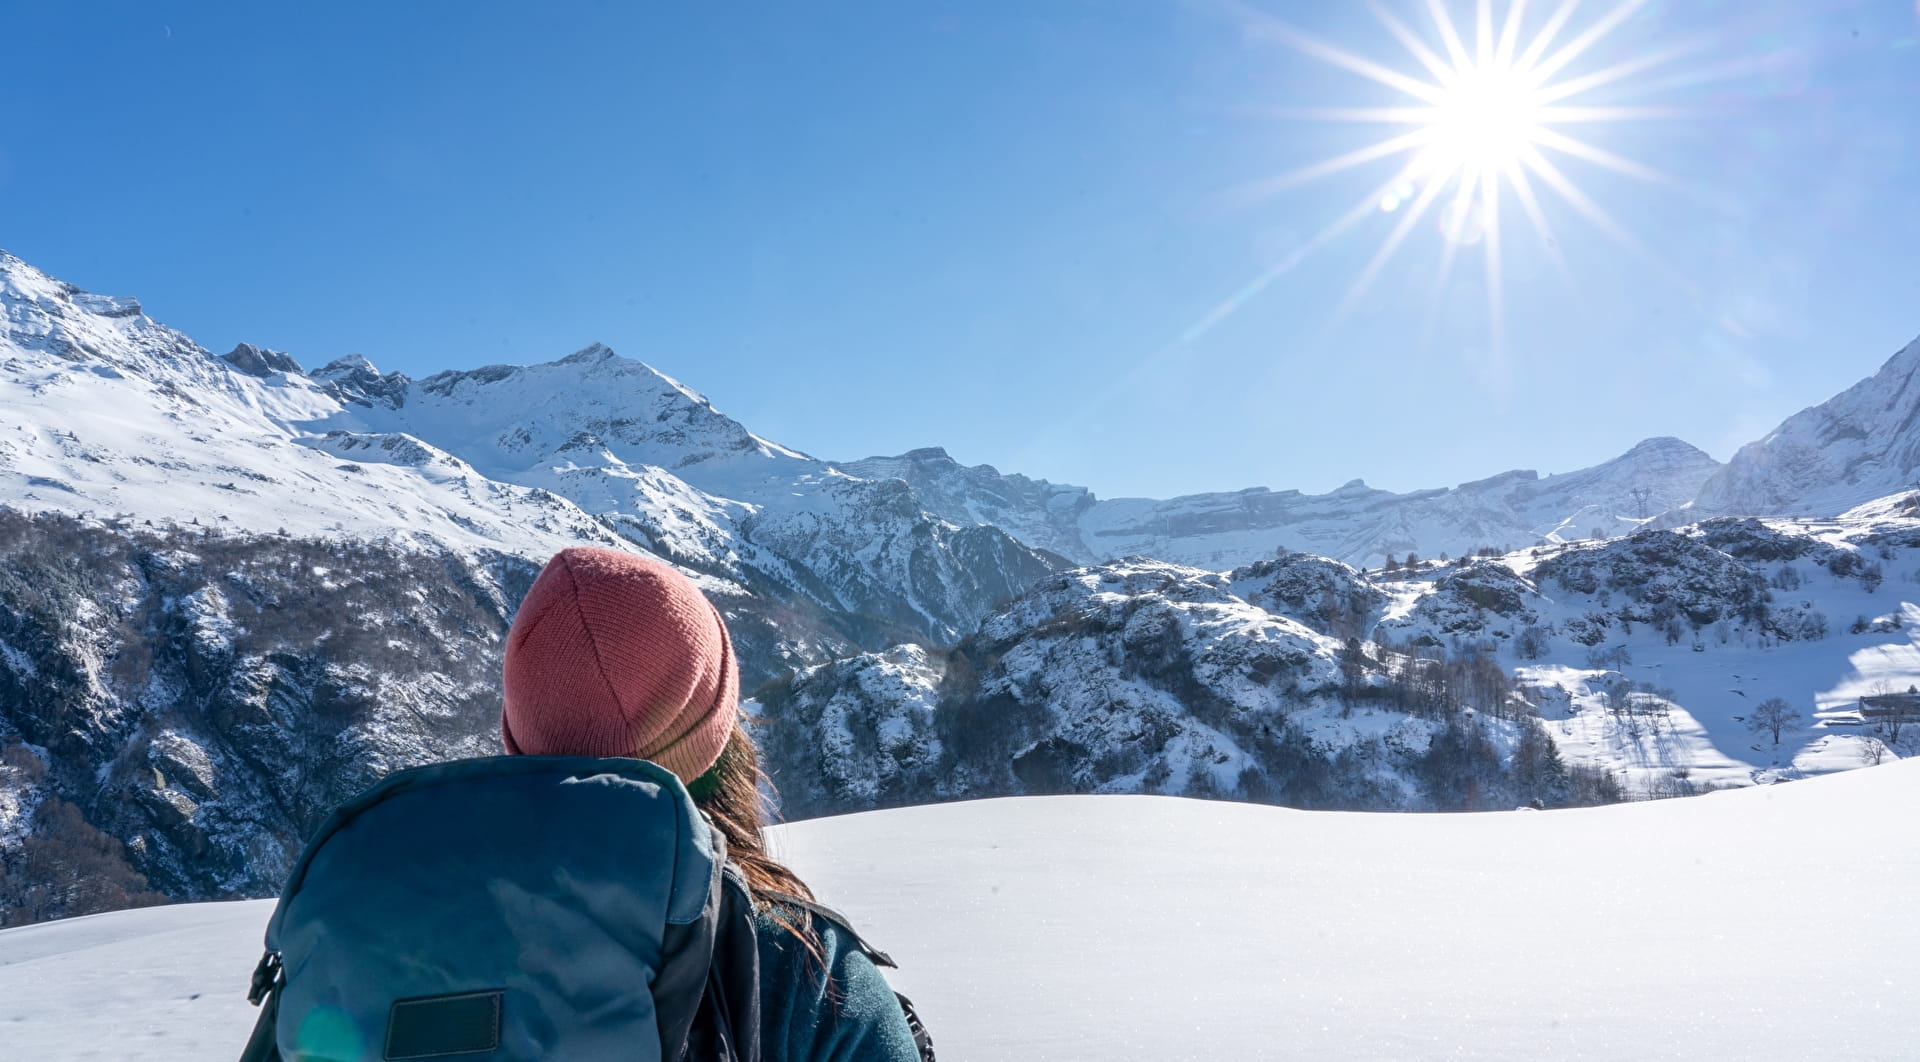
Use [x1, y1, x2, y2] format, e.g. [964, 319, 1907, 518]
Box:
[384, 990, 503, 1059]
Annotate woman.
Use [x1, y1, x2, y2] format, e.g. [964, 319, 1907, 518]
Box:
[501, 546, 922, 1061]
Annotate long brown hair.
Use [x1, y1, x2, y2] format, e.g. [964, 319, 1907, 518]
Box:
[691, 718, 820, 955]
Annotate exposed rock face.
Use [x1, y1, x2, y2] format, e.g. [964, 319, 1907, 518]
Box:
[313, 354, 411, 410]
[218, 343, 304, 378]
[1225, 551, 1386, 638]
[838, 447, 1099, 561]
[1391, 561, 1545, 644]
[1533, 530, 1777, 634]
[0, 511, 532, 914]
[756, 557, 1585, 820]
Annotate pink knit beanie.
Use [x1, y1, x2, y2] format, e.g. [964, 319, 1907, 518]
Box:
[501, 547, 738, 783]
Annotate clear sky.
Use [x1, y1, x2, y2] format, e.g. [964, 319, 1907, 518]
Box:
[5, 1, 1918, 500]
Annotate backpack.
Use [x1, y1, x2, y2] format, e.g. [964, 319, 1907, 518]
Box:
[236, 755, 932, 1061]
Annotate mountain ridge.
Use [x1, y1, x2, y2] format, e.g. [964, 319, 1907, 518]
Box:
[10, 245, 1920, 633]
[7, 249, 1920, 927]
[0, 251, 1059, 658]
[1685, 335, 1920, 519]
[841, 432, 1724, 571]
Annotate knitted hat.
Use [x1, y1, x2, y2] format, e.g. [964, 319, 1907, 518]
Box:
[501, 547, 738, 783]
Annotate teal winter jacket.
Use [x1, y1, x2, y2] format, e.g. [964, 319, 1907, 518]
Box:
[755, 910, 922, 1061]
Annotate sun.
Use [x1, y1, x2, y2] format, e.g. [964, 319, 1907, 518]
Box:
[1194, 0, 1684, 347]
[1424, 64, 1546, 176]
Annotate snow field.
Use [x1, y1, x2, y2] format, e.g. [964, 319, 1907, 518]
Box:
[5, 761, 1918, 1060]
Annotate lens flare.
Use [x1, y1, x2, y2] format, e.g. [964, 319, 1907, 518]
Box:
[1208, 0, 1695, 347]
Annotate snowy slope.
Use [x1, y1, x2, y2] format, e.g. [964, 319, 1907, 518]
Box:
[0, 251, 617, 559]
[1385, 517, 1920, 793]
[5, 761, 1918, 1061]
[769, 516, 1920, 818]
[0, 251, 1059, 644]
[321, 347, 1061, 641]
[845, 436, 1721, 570]
[1688, 335, 1920, 519]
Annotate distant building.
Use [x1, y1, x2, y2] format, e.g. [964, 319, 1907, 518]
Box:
[1859, 686, 1920, 719]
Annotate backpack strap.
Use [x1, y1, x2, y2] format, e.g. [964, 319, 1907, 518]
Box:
[236, 951, 284, 1062]
[759, 892, 935, 1062]
[895, 991, 937, 1062]
[686, 866, 762, 1062]
[759, 891, 895, 968]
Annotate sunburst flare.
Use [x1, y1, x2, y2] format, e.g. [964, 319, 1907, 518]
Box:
[1212, 0, 1691, 348]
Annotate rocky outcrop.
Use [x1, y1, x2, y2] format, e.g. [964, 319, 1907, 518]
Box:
[219, 343, 304, 378]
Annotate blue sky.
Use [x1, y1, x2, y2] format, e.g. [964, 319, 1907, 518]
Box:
[5, 1, 1918, 499]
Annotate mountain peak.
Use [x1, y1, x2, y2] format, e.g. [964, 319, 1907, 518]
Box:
[317, 354, 379, 376]
[537, 347, 718, 412]
[315, 354, 409, 409]
[558, 342, 618, 365]
[220, 343, 304, 378]
[1622, 436, 1711, 460]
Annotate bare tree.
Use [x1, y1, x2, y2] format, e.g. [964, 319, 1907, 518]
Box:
[1747, 697, 1801, 746]
[1515, 623, 1549, 660]
[1867, 680, 1914, 747]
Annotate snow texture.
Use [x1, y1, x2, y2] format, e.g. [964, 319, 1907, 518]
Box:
[3, 761, 1918, 1060]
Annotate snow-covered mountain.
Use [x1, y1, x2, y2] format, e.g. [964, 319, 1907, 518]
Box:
[760, 514, 1920, 818]
[841, 436, 1721, 570]
[838, 447, 1100, 560]
[0, 250, 1060, 656]
[6, 246, 1920, 926]
[0, 251, 619, 559]
[7, 760, 1919, 1061]
[0, 249, 1064, 918]
[1687, 335, 1920, 519]
[0, 513, 526, 910]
